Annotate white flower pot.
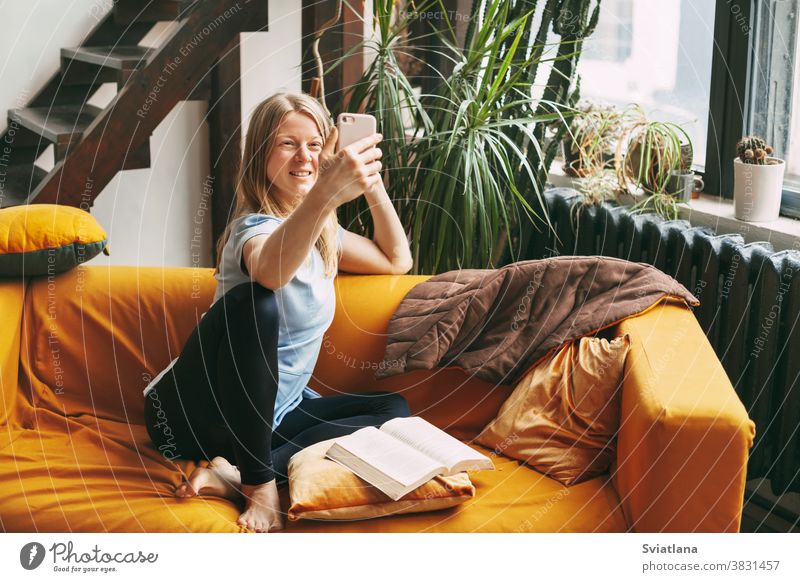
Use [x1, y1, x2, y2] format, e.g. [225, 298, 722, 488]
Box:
[733, 157, 785, 222]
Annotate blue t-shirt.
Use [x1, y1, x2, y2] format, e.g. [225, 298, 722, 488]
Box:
[143, 213, 344, 430]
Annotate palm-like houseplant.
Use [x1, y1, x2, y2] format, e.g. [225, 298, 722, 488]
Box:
[325, 0, 600, 275]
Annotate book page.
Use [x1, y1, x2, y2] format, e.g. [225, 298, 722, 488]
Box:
[379, 416, 494, 474]
[330, 426, 444, 487]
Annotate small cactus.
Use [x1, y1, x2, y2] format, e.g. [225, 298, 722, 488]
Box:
[737, 135, 774, 165]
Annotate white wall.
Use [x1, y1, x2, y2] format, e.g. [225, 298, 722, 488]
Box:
[0, 0, 304, 268]
[88, 100, 212, 268]
[241, 1, 303, 137]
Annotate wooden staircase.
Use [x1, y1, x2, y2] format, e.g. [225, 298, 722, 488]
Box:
[0, 0, 266, 210]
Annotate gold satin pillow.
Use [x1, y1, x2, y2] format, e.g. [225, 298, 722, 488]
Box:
[475, 335, 631, 486]
[287, 438, 475, 521]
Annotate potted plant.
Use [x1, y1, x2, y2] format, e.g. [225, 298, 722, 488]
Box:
[321, 0, 600, 274]
[553, 102, 626, 206]
[560, 102, 643, 207]
[733, 135, 785, 222]
[615, 107, 693, 220]
[563, 102, 625, 179]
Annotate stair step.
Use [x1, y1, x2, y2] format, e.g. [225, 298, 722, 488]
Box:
[84, 17, 153, 47]
[0, 165, 48, 208]
[30, 78, 104, 108]
[114, 0, 198, 24]
[27, 0, 265, 207]
[8, 105, 103, 155]
[122, 140, 151, 171]
[61, 45, 153, 70]
[60, 45, 153, 86]
[3, 122, 48, 149]
[0, 146, 47, 167]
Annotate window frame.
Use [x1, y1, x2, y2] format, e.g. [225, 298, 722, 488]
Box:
[703, 0, 751, 200]
[703, 0, 800, 219]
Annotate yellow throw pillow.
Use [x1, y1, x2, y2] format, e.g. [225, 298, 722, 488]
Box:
[287, 437, 475, 521]
[0, 204, 108, 277]
[475, 335, 631, 486]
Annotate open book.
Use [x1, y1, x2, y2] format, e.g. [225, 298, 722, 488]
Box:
[324, 416, 494, 501]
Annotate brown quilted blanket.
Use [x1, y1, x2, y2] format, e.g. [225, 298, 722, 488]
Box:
[375, 256, 699, 386]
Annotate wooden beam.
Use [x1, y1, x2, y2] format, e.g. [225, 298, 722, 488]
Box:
[208, 37, 242, 265]
[301, 0, 344, 112]
[341, 1, 366, 111]
[301, 0, 369, 112]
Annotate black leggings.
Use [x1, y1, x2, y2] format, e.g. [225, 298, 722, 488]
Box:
[144, 281, 411, 486]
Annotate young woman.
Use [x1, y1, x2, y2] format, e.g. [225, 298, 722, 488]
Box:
[143, 92, 414, 533]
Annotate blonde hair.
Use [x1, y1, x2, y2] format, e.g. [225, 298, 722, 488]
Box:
[214, 91, 340, 278]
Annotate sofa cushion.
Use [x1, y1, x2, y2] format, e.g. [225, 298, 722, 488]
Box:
[21, 266, 216, 424]
[474, 335, 630, 486]
[0, 410, 628, 532]
[0, 406, 244, 532]
[281, 441, 628, 532]
[287, 437, 475, 521]
[21, 266, 510, 439]
[0, 204, 108, 277]
[312, 274, 511, 441]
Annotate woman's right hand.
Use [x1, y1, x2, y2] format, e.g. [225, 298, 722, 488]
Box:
[310, 126, 383, 209]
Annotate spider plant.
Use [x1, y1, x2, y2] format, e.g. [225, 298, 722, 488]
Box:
[615, 106, 693, 220]
[563, 101, 625, 178]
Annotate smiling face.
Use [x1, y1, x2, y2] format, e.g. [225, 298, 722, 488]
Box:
[266, 111, 324, 208]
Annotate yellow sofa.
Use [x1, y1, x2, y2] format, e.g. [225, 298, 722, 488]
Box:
[0, 265, 755, 533]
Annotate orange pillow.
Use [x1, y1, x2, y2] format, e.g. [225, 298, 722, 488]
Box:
[287, 438, 475, 521]
[474, 335, 631, 486]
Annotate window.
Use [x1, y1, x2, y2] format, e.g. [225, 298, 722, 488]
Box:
[576, 0, 800, 219]
[577, 0, 715, 168]
[788, 48, 800, 185]
[745, 0, 799, 217]
[581, 0, 633, 62]
[743, 0, 800, 217]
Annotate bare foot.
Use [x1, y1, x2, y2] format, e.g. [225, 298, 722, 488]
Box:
[175, 456, 242, 501]
[238, 479, 285, 533]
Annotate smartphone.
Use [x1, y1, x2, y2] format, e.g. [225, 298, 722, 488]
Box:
[336, 113, 377, 152]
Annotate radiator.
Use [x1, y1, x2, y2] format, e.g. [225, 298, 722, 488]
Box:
[525, 188, 800, 496]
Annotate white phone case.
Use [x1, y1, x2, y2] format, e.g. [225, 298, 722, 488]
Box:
[337, 113, 377, 151]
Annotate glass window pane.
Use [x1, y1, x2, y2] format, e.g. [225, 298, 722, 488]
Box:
[747, 0, 799, 196]
[779, 9, 800, 185]
[576, 0, 715, 169]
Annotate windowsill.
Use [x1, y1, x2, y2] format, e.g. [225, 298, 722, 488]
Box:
[680, 193, 800, 252]
[547, 165, 800, 252]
